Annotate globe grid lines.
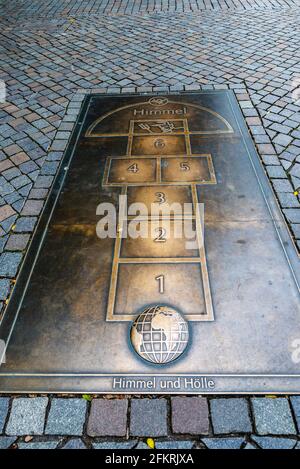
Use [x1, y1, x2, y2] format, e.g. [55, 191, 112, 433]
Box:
[131, 305, 189, 364]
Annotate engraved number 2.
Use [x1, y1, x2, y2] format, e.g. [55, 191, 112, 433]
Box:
[180, 161, 190, 171]
[154, 192, 166, 204]
[154, 227, 166, 243]
[127, 163, 139, 173]
[155, 275, 165, 294]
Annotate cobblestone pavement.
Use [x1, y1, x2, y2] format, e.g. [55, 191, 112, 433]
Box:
[0, 395, 299, 449]
[2, 0, 300, 16]
[1, 0, 300, 448]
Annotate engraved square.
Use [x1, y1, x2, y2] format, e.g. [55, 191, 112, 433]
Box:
[105, 157, 157, 185]
[161, 156, 215, 183]
[131, 135, 187, 156]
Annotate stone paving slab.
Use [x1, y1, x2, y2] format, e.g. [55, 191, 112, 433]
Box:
[87, 399, 128, 437]
[6, 397, 48, 436]
[0, 398, 9, 433]
[251, 398, 296, 435]
[45, 398, 87, 436]
[1, 0, 299, 17]
[290, 396, 300, 432]
[130, 399, 168, 437]
[251, 435, 297, 449]
[210, 398, 252, 434]
[201, 437, 245, 449]
[171, 397, 209, 435]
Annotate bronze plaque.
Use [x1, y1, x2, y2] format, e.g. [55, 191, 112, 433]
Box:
[0, 91, 299, 393]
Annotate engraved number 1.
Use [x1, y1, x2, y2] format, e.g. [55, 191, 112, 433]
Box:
[155, 275, 165, 294]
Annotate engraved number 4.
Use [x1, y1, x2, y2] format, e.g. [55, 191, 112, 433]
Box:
[127, 163, 139, 173]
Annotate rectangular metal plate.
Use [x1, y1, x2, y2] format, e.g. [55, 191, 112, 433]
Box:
[0, 91, 299, 394]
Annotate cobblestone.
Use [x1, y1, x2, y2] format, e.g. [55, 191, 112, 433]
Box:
[210, 398, 252, 434]
[290, 397, 300, 432]
[0, 396, 298, 446]
[171, 397, 209, 435]
[62, 438, 87, 449]
[0, 279, 10, 300]
[21, 200, 43, 216]
[252, 436, 297, 449]
[87, 399, 128, 437]
[45, 398, 87, 436]
[201, 437, 245, 449]
[14, 216, 37, 233]
[130, 399, 168, 437]
[0, 437, 16, 449]
[0, 205, 15, 223]
[6, 398, 48, 436]
[5, 234, 30, 251]
[0, 252, 22, 277]
[0, 398, 9, 433]
[283, 209, 300, 224]
[18, 441, 60, 449]
[251, 398, 296, 435]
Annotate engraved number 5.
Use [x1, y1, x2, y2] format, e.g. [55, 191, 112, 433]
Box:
[180, 161, 190, 171]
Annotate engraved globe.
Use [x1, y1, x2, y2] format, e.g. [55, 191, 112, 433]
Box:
[130, 305, 189, 364]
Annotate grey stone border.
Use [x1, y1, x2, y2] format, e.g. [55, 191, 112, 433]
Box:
[0, 394, 299, 449]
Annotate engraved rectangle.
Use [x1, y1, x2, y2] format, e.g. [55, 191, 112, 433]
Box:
[126, 185, 194, 216]
[131, 135, 187, 156]
[113, 262, 206, 320]
[161, 155, 215, 184]
[105, 157, 157, 185]
[120, 220, 199, 258]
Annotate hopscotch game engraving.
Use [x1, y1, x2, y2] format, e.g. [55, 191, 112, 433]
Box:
[87, 96, 223, 324]
[0, 91, 299, 394]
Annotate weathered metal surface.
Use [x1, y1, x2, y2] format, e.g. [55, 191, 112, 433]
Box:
[0, 91, 299, 393]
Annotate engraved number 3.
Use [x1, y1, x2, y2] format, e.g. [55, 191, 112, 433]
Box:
[154, 192, 166, 204]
